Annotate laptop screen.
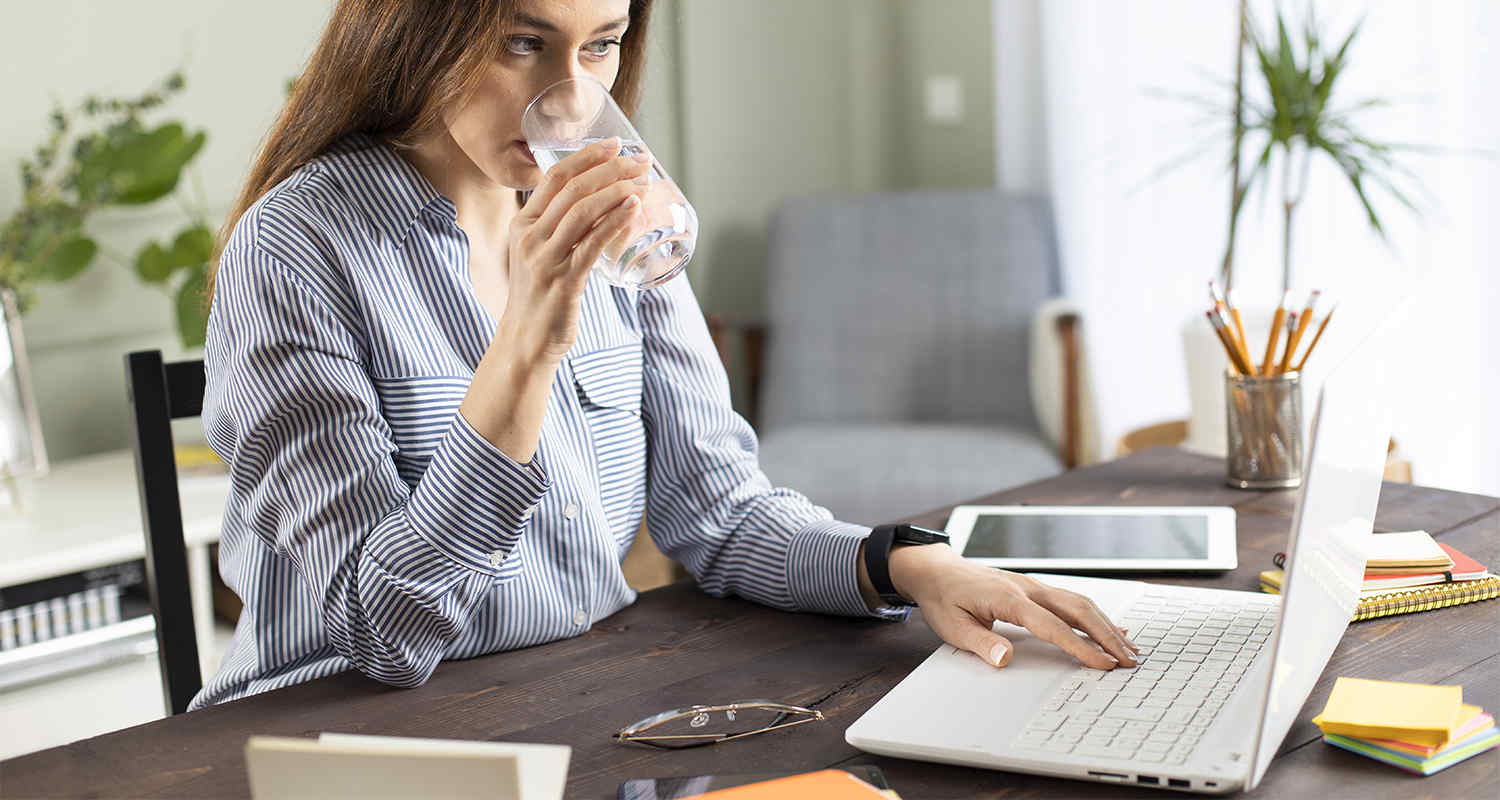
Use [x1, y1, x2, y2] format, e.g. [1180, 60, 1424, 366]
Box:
[1247, 333, 1392, 789]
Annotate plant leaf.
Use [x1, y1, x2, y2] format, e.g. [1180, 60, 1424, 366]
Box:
[169, 224, 215, 266]
[40, 233, 97, 281]
[74, 122, 207, 206]
[174, 265, 209, 349]
[135, 241, 175, 283]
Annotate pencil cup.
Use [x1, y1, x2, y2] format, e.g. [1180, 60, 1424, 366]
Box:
[1225, 371, 1303, 489]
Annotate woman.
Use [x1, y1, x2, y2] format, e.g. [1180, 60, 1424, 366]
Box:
[195, 0, 1136, 710]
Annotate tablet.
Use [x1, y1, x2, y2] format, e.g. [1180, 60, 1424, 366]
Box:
[943, 505, 1237, 571]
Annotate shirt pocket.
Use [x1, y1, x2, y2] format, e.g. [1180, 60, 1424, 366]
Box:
[370, 374, 469, 486]
[568, 342, 647, 544]
[569, 343, 644, 414]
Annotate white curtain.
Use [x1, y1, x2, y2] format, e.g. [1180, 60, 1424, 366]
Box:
[995, 0, 1500, 495]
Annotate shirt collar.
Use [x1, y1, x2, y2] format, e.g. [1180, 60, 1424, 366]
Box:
[325, 132, 459, 245]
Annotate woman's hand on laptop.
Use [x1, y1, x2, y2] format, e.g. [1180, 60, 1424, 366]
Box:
[887, 545, 1139, 670]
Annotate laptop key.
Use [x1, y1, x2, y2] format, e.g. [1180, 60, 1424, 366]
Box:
[1027, 712, 1068, 731]
[1103, 706, 1166, 722]
[1162, 708, 1197, 724]
[1075, 744, 1138, 760]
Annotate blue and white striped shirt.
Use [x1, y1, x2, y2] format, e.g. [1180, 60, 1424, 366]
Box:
[192, 133, 903, 709]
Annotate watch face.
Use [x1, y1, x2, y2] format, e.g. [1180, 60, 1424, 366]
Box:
[897, 525, 950, 545]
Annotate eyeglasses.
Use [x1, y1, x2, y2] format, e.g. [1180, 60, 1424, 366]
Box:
[614, 700, 825, 749]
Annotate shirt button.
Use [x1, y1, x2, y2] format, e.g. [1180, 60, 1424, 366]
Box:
[488, 551, 503, 568]
[563, 503, 579, 520]
[572, 608, 587, 627]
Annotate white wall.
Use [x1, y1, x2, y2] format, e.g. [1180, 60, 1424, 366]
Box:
[0, 1, 335, 460]
[995, 0, 1500, 495]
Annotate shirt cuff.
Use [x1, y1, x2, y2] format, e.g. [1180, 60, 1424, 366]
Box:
[404, 412, 552, 576]
[786, 520, 911, 620]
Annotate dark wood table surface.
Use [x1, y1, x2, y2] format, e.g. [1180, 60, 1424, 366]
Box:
[4, 447, 1497, 799]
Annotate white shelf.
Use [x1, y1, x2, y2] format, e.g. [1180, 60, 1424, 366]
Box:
[0, 450, 230, 588]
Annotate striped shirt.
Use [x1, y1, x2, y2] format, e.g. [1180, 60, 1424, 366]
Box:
[192, 133, 905, 709]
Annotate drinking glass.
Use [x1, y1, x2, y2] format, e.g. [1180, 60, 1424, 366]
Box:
[521, 76, 697, 290]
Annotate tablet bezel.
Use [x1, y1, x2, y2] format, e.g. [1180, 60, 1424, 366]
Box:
[942, 505, 1238, 571]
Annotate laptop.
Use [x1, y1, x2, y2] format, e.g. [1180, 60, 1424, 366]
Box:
[846, 328, 1394, 793]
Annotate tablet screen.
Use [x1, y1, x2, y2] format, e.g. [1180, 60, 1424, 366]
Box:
[960, 513, 1210, 560]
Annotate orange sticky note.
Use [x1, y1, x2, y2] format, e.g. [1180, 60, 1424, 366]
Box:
[685, 769, 889, 799]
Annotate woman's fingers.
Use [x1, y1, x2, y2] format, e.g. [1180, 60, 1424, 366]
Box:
[1012, 600, 1120, 670]
[936, 612, 1020, 666]
[1037, 589, 1138, 665]
[532, 152, 653, 240]
[520, 136, 623, 222]
[543, 179, 650, 263]
[570, 195, 642, 277]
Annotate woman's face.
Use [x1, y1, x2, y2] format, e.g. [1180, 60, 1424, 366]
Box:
[444, 0, 632, 191]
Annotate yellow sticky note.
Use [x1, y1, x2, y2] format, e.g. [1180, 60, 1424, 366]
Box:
[1312, 677, 1464, 748]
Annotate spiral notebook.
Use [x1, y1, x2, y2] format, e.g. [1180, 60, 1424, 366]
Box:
[1259, 569, 1500, 621]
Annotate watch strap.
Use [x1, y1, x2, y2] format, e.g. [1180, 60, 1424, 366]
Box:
[864, 524, 907, 606]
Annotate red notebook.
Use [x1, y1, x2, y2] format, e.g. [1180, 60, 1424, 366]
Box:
[1272, 542, 1489, 591]
[1362, 543, 1488, 590]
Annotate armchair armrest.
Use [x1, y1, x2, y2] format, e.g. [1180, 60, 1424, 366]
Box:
[1030, 298, 1098, 467]
[705, 314, 768, 430]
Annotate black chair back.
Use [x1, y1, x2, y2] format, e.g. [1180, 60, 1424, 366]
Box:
[124, 350, 207, 715]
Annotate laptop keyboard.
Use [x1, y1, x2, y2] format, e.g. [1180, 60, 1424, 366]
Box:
[1014, 591, 1278, 765]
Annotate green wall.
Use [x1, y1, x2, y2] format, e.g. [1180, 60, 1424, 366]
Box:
[673, 0, 996, 318]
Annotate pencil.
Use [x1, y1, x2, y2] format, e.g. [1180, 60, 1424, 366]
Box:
[1277, 289, 1319, 374]
[1293, 302, 1337, 372]
[1209, 282, 1247, 356]
[1226, 289, 1250, 364]
[1215, 304, 1255, 374]
[1277, 311, 1300, 375]
[1260, 291, 1291, 376]
[1207, 311, 1254, 375]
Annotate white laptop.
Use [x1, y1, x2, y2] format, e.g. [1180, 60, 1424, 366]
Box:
[846, 329, 1393, 793]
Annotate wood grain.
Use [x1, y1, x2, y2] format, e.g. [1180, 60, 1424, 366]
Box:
[3, 447, 1495, 799]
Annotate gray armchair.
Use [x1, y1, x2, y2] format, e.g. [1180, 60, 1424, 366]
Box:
[707, 189, 1086, 526]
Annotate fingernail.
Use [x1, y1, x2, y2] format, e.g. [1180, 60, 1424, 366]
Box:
[599, 136, 621, 151]
[989, 643, 1008, 667]
[631, 151, 652, 163]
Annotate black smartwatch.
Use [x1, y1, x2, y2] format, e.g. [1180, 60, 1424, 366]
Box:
[863, 523, 951, 607]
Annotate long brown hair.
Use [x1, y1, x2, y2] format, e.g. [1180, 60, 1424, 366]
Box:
[210, 0, 655, 294]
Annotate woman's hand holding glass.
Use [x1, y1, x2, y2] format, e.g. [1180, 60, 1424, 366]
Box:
[503, 136, 653, 364]
[887, 544, 1140, 670]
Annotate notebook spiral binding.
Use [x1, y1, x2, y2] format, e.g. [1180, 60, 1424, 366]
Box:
[1350, 575, 1500, 622]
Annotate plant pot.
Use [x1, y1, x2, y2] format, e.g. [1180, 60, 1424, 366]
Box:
[1182, 306, 1278, 457]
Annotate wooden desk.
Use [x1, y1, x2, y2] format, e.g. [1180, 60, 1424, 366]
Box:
[3, 448, 1496, 798]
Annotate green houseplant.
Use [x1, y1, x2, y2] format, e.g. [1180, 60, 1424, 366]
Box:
[1218, 3, 1423, 294]
[0, 71, 214, 347]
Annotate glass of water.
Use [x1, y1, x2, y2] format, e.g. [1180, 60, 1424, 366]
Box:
[521, 76, 697, 290]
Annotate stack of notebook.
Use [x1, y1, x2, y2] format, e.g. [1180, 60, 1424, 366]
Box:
[1313, 677, 1500, 775]
[1260, 531, 1499, 621]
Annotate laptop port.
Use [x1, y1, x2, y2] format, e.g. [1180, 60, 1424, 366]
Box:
[1087, 771, 1128, 782]
[1168, 778, 1191, 788]
[1138, 775, 1160, 785]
